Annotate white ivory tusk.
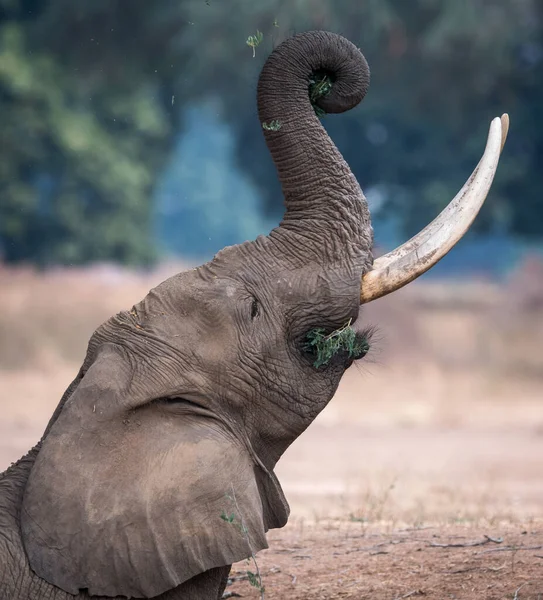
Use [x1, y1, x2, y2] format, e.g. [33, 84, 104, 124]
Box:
[360, 114, 509, 304]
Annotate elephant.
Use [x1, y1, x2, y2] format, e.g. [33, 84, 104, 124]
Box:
[0, 30, 508, 600]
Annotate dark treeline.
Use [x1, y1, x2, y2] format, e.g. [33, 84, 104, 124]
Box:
[0, 0, 541, 266]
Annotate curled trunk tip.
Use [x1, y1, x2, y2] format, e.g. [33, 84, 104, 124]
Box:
[257, 30, 370, 119]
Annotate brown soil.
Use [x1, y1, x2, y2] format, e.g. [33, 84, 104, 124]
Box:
[228, 524, 542, 599]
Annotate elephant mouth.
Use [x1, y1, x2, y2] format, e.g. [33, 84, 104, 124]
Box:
[302, 322, 375, 369]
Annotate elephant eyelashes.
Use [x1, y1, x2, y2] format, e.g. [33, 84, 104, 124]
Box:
[250, 297, 260, 320]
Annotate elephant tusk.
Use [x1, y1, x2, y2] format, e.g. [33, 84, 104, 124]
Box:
[360, 113, 509, 304]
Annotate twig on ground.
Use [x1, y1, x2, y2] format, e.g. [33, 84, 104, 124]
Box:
[513, 582, 528, 599]
[394, 590, 425, 599]
[333, 542, 389, 556]
[443, 563, 507, 575]
[430, 535, 502, 548]
[480, 545, 543, 554]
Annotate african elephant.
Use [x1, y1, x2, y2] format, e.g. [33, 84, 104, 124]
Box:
[0, 30, 508, 600]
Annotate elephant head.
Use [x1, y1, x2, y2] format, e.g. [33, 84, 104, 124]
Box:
[3, 31, 508, 599]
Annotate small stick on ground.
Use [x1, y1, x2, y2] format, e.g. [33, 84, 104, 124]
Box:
[397, 526, 436, 532]
[513, 582, 528, 599]
[394, 590, 425, 600]
[480, 545, 543, 554]
[430, 535, 503, 548]
[333, 542, 390, 556]
[443, 563, 507, 575]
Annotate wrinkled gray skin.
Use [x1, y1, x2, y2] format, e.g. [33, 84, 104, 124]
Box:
[0, 31, 374, 600]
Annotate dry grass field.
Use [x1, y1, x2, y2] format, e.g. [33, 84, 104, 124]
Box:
[1, 259, 542, 598]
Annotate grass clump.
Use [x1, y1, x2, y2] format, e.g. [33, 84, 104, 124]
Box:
[309, 71, 333, 118]
[305, 319, 369, 368]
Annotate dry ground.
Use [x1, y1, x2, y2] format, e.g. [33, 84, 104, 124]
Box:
[1, 263, 542, 598]
[227, 523, 543, 599]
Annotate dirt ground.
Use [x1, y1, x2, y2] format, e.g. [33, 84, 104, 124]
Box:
[227, 524, 543, 599]
[1, 266, 542, 598]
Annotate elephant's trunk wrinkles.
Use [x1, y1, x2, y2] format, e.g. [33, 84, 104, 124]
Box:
[257, 31, 372, 252]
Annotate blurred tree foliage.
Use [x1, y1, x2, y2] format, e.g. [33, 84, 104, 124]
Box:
[0, 0, 541, 265]
[0, 0, 181, 264]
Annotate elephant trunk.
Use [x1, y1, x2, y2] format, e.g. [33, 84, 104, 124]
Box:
[257, 31, 372, 258]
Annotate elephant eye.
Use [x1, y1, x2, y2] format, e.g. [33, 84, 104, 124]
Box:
[250, 297, 260, 320]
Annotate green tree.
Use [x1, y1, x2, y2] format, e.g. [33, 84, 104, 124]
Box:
[0, 0, 182, 265]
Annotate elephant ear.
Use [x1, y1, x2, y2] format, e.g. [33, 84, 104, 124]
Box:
[21, 348, 289, 599]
